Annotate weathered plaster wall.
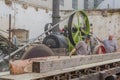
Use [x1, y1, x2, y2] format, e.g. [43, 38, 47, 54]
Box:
[0, 0, 14, 37]
[86, 9, 120, 40]
[0, 0, 52, 39]
[59, 9, 120, 47]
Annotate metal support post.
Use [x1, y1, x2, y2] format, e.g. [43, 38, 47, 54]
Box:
[52, 0, 60, 32]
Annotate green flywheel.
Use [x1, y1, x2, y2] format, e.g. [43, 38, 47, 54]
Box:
[67, 10, 90, 50]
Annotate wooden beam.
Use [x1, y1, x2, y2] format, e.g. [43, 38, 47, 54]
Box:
[9, 56, 57, 74]
[32, 52, 120, 73]
[1, 59, 120, 80]
[0, 71, 9, 76]
[9, 52, 120, 74]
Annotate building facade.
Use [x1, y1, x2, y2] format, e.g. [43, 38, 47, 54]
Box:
[17, 0, 84, 10]
[1, 0, 120, 39]
[84, 0, 104, 9]
[97, 0, 120, 9]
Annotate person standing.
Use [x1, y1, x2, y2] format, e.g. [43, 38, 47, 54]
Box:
[69, 35, 91, 56]
[12, 35, 18, 47]
[102, 35, 118, 53]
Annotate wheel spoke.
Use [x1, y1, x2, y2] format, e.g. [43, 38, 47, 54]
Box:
[77, 12, 80, 27]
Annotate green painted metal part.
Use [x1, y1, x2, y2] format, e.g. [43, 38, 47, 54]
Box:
[67, 10, 90, 51]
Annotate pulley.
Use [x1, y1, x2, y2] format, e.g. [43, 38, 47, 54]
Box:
[68, 11, 90, 47]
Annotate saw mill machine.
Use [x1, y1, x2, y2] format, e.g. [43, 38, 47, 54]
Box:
[0, 9, 91, 71]
[21, 0, 105, 59]
[22, 11, 92, 59]
[0, 0, 105, 71]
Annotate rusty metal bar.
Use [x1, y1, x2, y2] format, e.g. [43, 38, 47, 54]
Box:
[8, 14, 12, 60]
[9, 14, 11, 42]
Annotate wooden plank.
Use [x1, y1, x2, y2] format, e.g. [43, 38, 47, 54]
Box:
[1, 58, 120, 80]
[33, 52, 120, 73]
[8, 52, 120, 74]
[5, 52, 120, 76]
[0, 71, 9, 76]
[9, 56, 58, 74]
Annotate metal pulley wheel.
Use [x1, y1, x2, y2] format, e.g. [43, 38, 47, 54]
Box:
[68, 11, 90, 46]
[43, 33, 68, 48]
[43, 34, 60, 48]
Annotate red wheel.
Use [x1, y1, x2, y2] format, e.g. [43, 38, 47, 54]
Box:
[93, 44, 106, 54]
[96, 45, 106, 54]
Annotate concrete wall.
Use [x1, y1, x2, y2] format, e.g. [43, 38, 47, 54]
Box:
[0, 0, 52, 39]
[86, 9, 120, 40]
[0, 0, 14, 37]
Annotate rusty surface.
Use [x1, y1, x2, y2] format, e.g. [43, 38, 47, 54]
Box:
[22, 44, 55, 59]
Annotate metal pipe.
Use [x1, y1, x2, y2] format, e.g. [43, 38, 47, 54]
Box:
[9, 14, 12, 60]
[52, 0, 60, 32]
[9, 14, 11, 42]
